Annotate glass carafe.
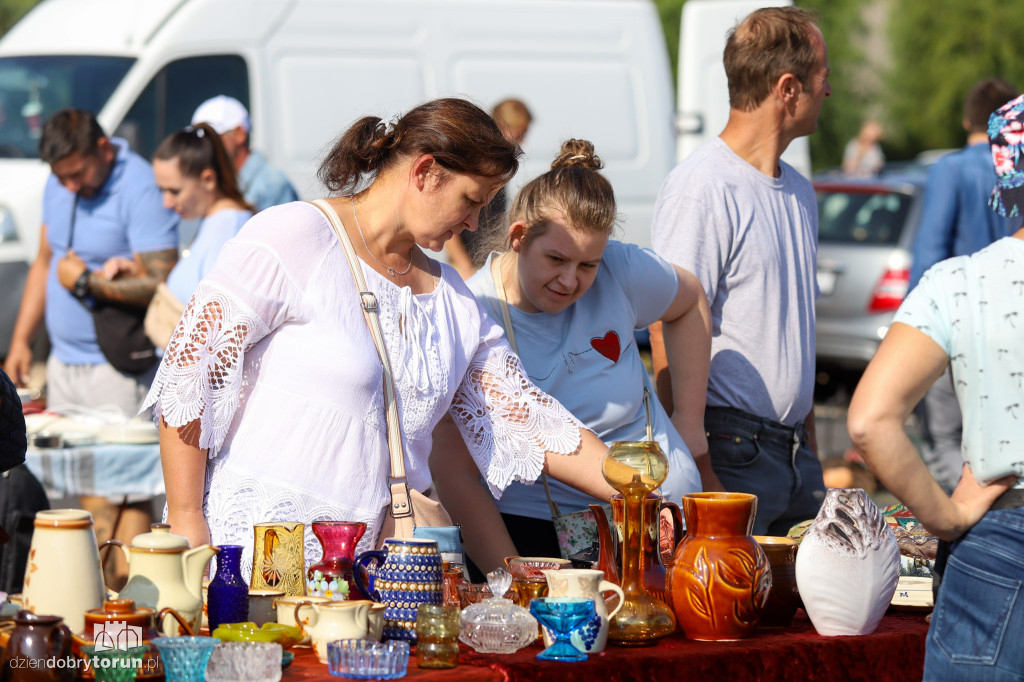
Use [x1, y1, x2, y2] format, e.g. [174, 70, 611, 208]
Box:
[602, 441, 676, 645]
[307, 521, 367, 601]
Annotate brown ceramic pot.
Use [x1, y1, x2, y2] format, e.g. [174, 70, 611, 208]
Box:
[73, 598, 193, 679]
[753, 536, 800, 628]
[668, 493, 771, 641]
[0, 610, 74, 682]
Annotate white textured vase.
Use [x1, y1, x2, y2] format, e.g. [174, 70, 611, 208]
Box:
[795, 488, 899, 636]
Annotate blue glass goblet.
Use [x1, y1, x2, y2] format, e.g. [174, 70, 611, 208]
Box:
[528, 597, 596, 662]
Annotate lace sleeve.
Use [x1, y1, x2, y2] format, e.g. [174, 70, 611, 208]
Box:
[141, 281, 270, 457]
[449, 339, 583, 498]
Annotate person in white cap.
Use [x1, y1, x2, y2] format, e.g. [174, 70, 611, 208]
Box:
[191, 95, 298, 212]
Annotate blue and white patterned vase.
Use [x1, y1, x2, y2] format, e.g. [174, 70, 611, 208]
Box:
[354, 538, 443, 642]
[207, 545, 249, 631]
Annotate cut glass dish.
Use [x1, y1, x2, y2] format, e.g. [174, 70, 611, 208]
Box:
[459, 568, 538, 654]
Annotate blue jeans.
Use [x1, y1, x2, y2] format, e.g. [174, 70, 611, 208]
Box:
[925, 508, 1024, 681]
[704, 406, 825, 536]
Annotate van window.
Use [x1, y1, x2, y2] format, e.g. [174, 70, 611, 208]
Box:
[0, 56, 134, 159]
[116, 55, 249, 160]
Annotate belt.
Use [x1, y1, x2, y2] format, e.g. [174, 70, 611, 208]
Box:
[705, 405, 806, 439]
[990, 488, 1024, 511]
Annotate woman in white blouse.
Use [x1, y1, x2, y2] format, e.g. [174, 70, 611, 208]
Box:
[144, 98, 616, 577]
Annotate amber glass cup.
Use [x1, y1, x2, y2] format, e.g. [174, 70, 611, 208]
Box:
[415, 604, 460, 669]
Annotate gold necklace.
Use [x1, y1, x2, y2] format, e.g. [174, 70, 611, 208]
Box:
[351, 198, 412, 277]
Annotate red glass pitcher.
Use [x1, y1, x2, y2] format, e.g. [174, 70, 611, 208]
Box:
[307, 521, 367, 601]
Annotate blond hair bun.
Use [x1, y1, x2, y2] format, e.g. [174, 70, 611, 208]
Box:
[551, 139, 603, 171]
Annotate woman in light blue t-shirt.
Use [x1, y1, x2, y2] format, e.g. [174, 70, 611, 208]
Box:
[104, 124, 252, 319]
[451, 139, 720, 560]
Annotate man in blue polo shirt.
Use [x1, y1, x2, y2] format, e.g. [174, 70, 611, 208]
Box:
[4, 109, 178, 412]
[3, 110, 178, 582]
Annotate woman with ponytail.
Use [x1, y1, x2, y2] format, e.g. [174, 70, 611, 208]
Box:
[142, 100, 618, 577]
[436, 139, 720, 561]
[103, 124, 252, 346]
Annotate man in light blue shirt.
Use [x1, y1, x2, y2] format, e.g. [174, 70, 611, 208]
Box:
[908, 77, 1018, 492]
[4, 109, 178, 411]
[191, 95, 298, 211]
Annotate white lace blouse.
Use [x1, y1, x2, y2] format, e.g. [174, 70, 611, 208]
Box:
[142, 202, 583, 578]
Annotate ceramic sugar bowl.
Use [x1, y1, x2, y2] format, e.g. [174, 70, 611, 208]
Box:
[104, 524, 218, 636]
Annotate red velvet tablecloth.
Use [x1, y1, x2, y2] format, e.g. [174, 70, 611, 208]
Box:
[284, 609, 929, 681]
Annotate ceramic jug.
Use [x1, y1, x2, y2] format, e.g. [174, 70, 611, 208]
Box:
[611, 493, 683, 605]
[541, 569, 624, 653]
[0, 610, 74, 682]
[795, 488, 900, 636]
[250, 521, 306, 596]
[668, 492, 771, 641]
[73, 598, 193, 680]
[22, 509, 105, 634]
[354, 538, 443, 642]
[103, 524, 219, 636]
[300, 600, 386, 664]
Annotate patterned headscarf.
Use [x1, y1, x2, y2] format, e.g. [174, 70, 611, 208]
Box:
[988, 93, 1024, 218]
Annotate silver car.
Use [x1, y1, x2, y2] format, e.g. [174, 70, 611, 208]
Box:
[814, 171, 928, 391]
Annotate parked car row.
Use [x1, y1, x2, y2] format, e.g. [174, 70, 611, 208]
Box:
[813, 168, 929, 399]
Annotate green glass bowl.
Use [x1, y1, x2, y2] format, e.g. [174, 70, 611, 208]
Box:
[211, 622, 302, 649]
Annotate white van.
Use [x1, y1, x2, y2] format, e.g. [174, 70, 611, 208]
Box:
[0, 0, 683, 357]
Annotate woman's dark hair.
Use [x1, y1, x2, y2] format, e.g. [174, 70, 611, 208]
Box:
[318, 98, 521, 194]
[153, 123, 253, 212]
[506, 138, 617, 247]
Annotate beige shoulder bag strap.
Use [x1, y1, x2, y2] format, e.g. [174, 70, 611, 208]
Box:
[492, 253, 564, 520]
[311, 199, 415, 538]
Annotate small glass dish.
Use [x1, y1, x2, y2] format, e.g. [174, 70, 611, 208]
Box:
[211, 621, 303, 649]
[205, 641, 282, 682]
[459, 569, 538, 654]
[327, 639, 410, 680]
[152, 636, 219, 682]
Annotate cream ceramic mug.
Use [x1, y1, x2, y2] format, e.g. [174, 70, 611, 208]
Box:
[300, 599, 384, 663]
[542, 568, 624, 653]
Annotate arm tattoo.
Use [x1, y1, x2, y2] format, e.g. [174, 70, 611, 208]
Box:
[87, 248, 178, 308]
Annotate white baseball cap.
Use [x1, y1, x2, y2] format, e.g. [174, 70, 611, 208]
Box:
[191, 95, 250, 135]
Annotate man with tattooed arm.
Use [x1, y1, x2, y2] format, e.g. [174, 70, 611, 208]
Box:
[3, 109, 178, 584]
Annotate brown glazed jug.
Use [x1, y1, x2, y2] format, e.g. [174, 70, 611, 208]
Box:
[668, 492, 771, 641]
[0, 611, 74, 682]
[610, 493, 682, 605]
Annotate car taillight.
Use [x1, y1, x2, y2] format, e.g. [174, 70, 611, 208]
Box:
[867, 267, 910, 312]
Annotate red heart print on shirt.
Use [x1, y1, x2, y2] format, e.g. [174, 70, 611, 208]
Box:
[590, 331, 620, 363]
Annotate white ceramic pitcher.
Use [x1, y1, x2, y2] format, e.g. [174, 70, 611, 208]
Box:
[22, 509, 105, 633]
[542, 568, 624, 653]
[300, 599, 386, 664]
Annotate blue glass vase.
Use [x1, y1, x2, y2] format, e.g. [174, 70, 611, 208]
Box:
[207, 545, 248, 631]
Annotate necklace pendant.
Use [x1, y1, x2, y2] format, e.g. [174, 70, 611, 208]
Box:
[386, 266, 397, 277]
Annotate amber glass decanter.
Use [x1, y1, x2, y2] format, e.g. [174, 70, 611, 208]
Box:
[602, 441, 677, 645]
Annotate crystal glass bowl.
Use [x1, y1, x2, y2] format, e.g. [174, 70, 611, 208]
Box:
[327, 639, 410, 680]
[205, 641, 282, 682]
[459, 568, 537, 654]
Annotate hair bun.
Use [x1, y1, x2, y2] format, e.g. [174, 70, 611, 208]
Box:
[551, 139, 602, 171]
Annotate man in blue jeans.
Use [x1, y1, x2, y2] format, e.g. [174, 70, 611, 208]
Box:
[849, 93, 1024, 680]
[908, 77, 1018, 493]
[652, 7, 829, 534]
